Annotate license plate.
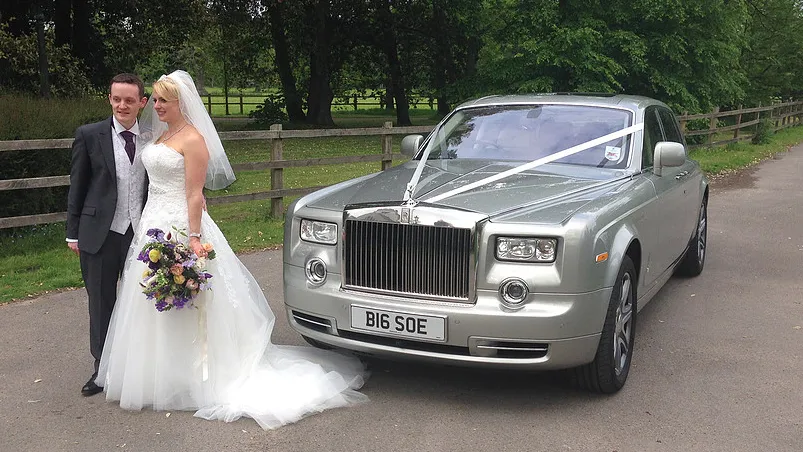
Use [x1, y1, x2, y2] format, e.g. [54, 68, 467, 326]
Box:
[350, 306, 446, 341]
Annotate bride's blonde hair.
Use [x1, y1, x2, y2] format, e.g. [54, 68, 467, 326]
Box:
[152, 77, 180, 102]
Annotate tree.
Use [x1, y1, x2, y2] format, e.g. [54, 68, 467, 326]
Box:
[267, 0, 306, 121]
[741, 0, 803, 103]
[463, 0, 748, 113]
[374, 0, 412, 126]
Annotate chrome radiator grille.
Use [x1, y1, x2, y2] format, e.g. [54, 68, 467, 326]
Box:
[343, 220, 472, 301]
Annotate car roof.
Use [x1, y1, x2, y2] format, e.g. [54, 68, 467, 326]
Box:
[455, 93, 668, 112]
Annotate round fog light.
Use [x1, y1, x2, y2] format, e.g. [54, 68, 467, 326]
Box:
[500, 278, 529, 306]
[305, 258, 327, 286]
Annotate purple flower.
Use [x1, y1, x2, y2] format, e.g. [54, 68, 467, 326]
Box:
[146, 228, 165, 241]
[155, 300, 168, 311]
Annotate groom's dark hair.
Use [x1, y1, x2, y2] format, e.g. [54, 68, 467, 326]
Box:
[109, 73, 145, 98]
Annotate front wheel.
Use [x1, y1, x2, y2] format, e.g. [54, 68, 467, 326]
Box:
[573, 255, 637, 393]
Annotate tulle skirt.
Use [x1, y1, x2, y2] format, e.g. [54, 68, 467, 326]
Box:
[96, 206, 368, 429]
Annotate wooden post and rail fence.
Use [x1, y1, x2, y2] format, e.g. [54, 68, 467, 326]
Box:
[202, 92, 435, 115]
[2, 101, 803, 230]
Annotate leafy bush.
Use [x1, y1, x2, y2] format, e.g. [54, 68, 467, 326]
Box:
[0, 148, 71, 219]
[683, 118, 710, 145]
[0, 24, 94, 97]
[248, 94, 288, 125]
[751, 119, 774, 144]
[0, 94, 108, 219]
[0, 94, 109, 140]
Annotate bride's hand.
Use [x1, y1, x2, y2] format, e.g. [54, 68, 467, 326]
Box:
[190, 237, 207, 258]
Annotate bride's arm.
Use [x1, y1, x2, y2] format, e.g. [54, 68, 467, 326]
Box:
[183, 133, 210, 257]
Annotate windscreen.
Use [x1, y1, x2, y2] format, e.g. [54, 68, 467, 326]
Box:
[422, 104, 634, 169]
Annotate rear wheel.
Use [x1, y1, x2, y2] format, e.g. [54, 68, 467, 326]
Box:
[573, 255, 637, 393]
[676, 196, 707, 277]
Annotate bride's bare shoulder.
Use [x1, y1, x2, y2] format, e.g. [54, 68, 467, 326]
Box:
[181, 126, 209, 155]
[184, 125, 203, 139]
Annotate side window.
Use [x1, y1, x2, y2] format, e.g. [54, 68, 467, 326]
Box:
[642, 107, 663, 169]
[658, 108, 684, 145]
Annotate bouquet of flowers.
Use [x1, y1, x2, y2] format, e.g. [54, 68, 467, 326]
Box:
[137, 227, 216, 312]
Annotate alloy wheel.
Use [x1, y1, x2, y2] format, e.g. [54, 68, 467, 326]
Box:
[613, 273, 634, 376]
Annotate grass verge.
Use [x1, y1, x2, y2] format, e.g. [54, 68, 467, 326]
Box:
[689, 126, 803, 174]
[2, 125, 802, 304]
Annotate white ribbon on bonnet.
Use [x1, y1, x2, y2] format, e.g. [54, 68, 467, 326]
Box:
[403, 122, 645, 204]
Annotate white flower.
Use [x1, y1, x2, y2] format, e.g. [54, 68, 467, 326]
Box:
[195, 257, 207, 270]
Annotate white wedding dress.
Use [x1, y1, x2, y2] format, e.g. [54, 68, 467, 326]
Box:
[96, 142, 368, 429]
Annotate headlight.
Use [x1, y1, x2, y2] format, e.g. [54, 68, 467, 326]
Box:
[495, 237, 557, 262]
[300, 219, 338, 245]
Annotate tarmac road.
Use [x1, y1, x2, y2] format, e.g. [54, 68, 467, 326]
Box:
[1, 145, 801, 452]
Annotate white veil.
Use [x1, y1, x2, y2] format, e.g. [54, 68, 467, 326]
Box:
[139, 70, 236, 190]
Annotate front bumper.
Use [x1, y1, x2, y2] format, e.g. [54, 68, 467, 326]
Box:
[283, 264, 610, 370]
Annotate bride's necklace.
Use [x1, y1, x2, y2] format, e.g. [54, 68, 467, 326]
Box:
[159, 123, 187, 143]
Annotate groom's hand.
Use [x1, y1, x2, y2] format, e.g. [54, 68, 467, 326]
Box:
[67, 242, 80, 255]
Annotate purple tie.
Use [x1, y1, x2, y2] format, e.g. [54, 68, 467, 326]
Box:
[120, 131, 136, 163]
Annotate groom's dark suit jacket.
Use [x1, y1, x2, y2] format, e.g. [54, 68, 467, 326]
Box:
[66, 117, 147, 254]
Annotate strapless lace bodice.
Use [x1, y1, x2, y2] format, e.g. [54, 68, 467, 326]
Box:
[142, 143, 186, 198]
[141, 143, 190, 228]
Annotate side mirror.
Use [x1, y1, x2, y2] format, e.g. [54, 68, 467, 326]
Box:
[653, 141, 685, 176]
[400, 134, 424, 157]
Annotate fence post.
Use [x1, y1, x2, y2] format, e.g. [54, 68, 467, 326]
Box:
[708, 106, 719, 146]
[679, 112, 688, 137]
[381, 121, 393, 171]
[270, 124, 284, 217]
[239, 94, 244, 115]
[207, 94, 212, 114]
[734, 105, 742, 140]
[755, 102, 762, 136]
[773, 103, 779, 130]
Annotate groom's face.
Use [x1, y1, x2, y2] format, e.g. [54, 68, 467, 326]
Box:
[109, 82, 147, 128]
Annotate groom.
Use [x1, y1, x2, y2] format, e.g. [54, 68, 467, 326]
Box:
[66, 73, 149, 396]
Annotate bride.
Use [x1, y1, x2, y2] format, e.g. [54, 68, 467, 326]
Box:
[95, 70, 368, 429]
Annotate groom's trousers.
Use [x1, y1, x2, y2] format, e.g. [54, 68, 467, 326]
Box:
[79, 225, 134, 378]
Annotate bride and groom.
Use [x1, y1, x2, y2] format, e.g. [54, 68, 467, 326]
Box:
[66, 71, 368, 429]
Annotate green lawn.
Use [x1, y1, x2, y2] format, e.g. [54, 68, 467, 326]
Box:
[202, 87, 437, 117]
[2, 124, 803, 303]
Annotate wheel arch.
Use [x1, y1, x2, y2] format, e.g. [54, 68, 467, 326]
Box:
[603, 224, 641, 290]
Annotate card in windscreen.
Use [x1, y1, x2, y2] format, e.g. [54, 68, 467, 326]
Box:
[351, 306, 446, 341]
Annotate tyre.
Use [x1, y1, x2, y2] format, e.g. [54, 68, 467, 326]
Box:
[573, 255, 637, 393]
[676, 196, 708, 277]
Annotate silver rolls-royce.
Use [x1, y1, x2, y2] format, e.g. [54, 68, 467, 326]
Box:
[282, 93, 708, 393]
